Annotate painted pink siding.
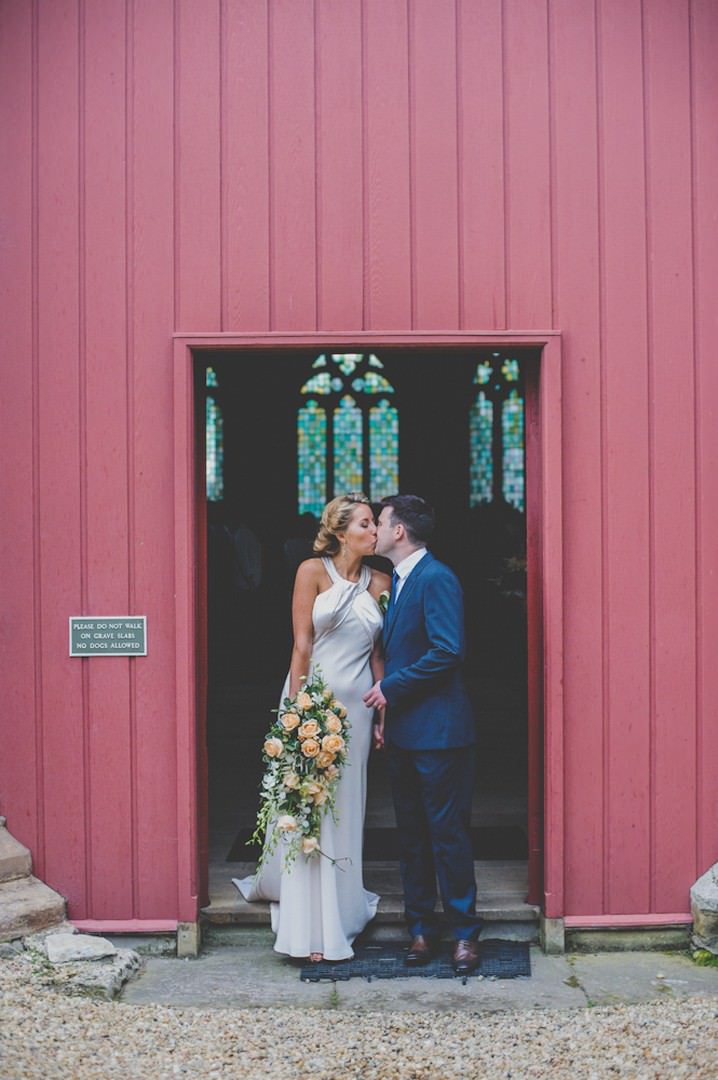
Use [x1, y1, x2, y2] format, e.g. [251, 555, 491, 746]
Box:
[1, 0, 716, 923]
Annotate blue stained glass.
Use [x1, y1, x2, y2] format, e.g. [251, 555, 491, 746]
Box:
[368, 355, 384, 369]
[206, 396, 224, 501]
[332, 353, 361, 376]
[313, 354, 327, 368]
[469, 392, 493, 505]
[298, 399, 327, 516]
[356, 371, 394, 394]
[502, 390, 525, 510]
[206, 366, 218, 388]
[369, 400, 399, 501]
[474, 362, 492, 385]
[301, 371, 332, 394]
[501, 359, 520, 382]
[333, 396, 363, 494]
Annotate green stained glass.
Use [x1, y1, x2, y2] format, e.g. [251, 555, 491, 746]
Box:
[469, 391, 493, 505]
[368, 355, 384, 369]
[474, 362, 492, 385]
[333, 395, 363, 494]
[501, 359, 520, 382]
[206, 366, 218, 388]
[206, 396, 224, 501]
[369, 400, 399, 501]
[332, 353, 361, 376]
[298, 399, 327, 516]
[502, 389, 525, 510]
[313, 354, 327, 368]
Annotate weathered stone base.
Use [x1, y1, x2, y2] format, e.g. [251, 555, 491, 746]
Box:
[691, 863, 718, 955]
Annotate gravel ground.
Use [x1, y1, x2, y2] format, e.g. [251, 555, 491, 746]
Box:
[2, 955, 718, 1079]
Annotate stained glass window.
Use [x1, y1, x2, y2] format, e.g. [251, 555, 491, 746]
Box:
[369, 399, 399, 501]
[298, 399, 327, 514]
[502, 389, 524, 508]
[469, 355, 525, 511]
[206, 395, 224, 501]
[297, 353, 399, 515]
[469, 392, 493, 505]
[333, 396, 363, 493]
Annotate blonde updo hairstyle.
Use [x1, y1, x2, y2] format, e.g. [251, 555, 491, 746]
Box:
[313, 493, 371, 557]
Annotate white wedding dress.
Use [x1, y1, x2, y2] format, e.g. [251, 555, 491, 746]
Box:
[234, 557, 381, 960]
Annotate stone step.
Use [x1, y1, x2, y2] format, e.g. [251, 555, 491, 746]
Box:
[0, 875, 67, 942]
[0, 821, 32, 883]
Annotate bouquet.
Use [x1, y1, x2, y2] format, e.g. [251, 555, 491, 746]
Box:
[249, 668, 351, 871]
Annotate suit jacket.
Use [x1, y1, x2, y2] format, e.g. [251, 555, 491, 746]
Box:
[381, 552, 476, 750]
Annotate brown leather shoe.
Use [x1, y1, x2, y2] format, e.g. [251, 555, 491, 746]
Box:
[405, 935, 435, 967]
[452, 938, 480, 975]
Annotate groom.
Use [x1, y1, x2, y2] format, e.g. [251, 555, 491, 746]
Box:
[364, 495, 482, 974]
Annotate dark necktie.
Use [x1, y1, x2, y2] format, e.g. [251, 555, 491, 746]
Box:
[389, 569, 399, 610]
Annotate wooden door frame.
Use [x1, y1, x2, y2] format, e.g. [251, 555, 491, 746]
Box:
[172, 331, 565, 921]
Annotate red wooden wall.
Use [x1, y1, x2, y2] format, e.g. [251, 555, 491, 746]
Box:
[1, 0, 716, 924]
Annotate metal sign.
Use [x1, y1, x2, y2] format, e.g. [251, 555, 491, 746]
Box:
[69, 616, 147, 657]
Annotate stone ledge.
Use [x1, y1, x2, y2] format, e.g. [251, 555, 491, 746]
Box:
[0, 876, 66, 942]
[0, 824, 32, 884]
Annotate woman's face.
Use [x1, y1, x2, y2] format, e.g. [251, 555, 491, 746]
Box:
[340, 504, 377, 557]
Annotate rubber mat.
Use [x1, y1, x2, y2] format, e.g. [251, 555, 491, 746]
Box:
[299, 939, 531, 982]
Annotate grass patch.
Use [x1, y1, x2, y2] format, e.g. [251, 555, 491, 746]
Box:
[692, 949, 718, 968]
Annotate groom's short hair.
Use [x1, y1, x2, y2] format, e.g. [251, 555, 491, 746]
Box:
[381, 495, 435, 544]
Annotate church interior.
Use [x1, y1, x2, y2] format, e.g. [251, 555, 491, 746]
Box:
[198, 347, 536, 924]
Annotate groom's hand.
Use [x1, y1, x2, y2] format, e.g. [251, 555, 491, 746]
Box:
[363, 681, 387, 710]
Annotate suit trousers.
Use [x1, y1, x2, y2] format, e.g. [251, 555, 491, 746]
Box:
[386, 743, 482, 942]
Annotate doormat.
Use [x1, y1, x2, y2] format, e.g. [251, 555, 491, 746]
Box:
[227, 826, 528, 863]
[299, 940, 531, 983]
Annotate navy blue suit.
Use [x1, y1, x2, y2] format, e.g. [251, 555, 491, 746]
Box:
[382, 552, 482, 942]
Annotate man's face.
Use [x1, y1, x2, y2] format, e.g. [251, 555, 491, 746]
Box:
[375, 507, 398, 558]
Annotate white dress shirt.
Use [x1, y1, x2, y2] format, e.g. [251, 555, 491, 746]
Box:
[393, 547, 428, 599]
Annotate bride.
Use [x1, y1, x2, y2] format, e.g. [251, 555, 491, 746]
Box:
[235, 493, 391, 961]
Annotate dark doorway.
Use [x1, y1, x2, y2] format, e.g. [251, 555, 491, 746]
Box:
[197, 347, 535, 918]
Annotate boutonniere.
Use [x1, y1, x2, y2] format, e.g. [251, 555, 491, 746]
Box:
[378, 590, 390, 614]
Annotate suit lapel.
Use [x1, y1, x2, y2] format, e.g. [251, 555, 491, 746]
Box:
[383, 552, 434, 647]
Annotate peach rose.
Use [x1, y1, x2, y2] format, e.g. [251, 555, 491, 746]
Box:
[277, 815, 297, 832]
[283, 772, 300, 789]
[301, 738, 320, 758]
[324, 713, 342, 733]
[303, 781, 322, 796]
[296, 691, 313, 712]
[263, 737, 284, 758]
[316, 751, 336, 769]
[313, 788, 328, 805]
[322, 733, 345, 755]
[322, 688, 333, 702]
[325, 764, 339, 780]
[281, 711, 300, 732]
[331, 700, 347, 719]
[301, 836, 320, 855]
[298, 720, 320, 740]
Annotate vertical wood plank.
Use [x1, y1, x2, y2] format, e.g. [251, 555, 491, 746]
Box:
[503, 0, 552, 329]
[131, 0, 181, 918]
[0, 0, 39, 857]
[315, 0, 363, 330]
[82, 0, 133, 918]
[176, 0, 222, 330]
[36, 0, 87, 913]
[597, 0, 651, 914]
[643, 0, 697, 911]
[410, 0, 459, 329]
[549, 0, 604, 914]
[222, 0, 270, 331]
[692, 0, 718, 878]
[364, 0, 412, 329]
[269, 0, 317, 330]
[457, 0, 506, 329]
